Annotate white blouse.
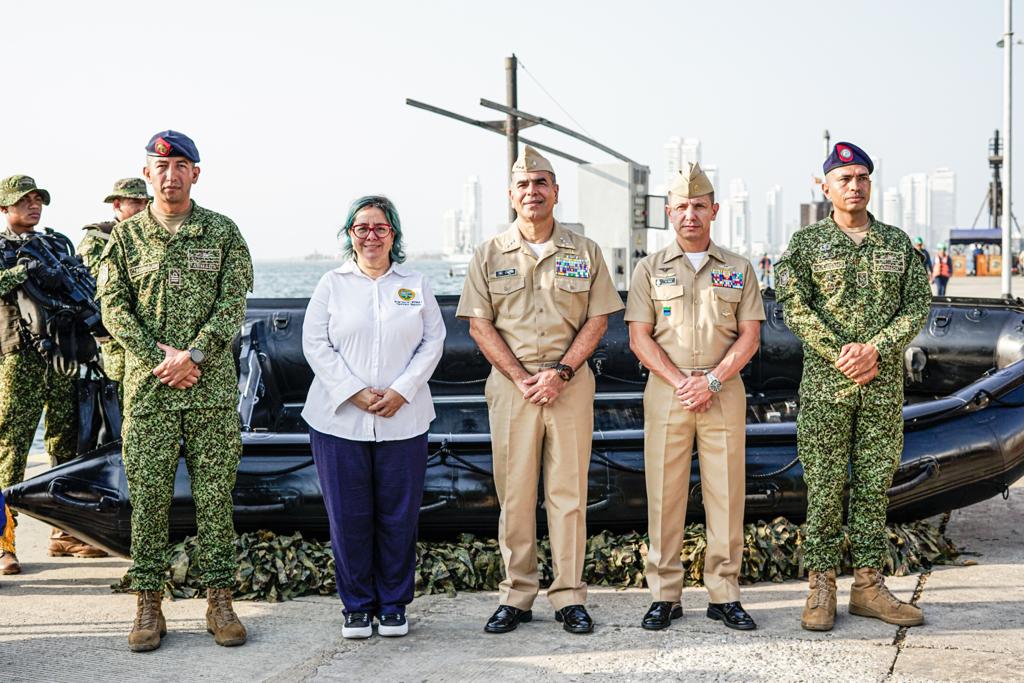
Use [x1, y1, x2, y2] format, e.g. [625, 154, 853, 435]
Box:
[301, 260, 446, 441]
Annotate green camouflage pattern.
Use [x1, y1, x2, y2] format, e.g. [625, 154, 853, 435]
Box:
[103, 177, 150, 203]
[123, 408, 241, 590]
[775, 213, 931, 571]
[97, 201, 253, 417]
[0, 349, 77, 490]
[0, 174, 50, 207]
[76, 225, 124, 382]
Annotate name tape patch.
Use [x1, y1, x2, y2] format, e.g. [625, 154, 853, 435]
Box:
[128, 261, 159, 278]
[188, 248, 221, 272]
[555, 254, 590, 279]
[874, 251, 905, 273]
[812, 259, 845, 273]
[494, 268, 517, 278]
[655, 276, 677, 287]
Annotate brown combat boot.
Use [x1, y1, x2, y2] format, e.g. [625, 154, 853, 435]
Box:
[0, 551, 19, 575]
[128, 590, 167, 652]
[801, 569, 837, 631]
[48, 528, 109, 558]
[849, 567, 924, 626]
[206, 587, 247, 646]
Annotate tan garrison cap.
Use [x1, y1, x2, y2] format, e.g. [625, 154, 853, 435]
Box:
[104, 177, 150, 203]
[669, 162, 714, 198]
[511, 145, 555, 175]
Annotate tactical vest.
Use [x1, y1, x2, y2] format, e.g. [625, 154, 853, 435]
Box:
[0, 295, 23, 356]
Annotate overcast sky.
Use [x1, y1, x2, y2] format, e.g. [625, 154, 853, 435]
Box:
[1, 1, 1015, 258]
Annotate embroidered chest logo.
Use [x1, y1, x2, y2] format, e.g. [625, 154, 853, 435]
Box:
[710, 269, 744, 289]
[874, 250, 904, 273]
[188, 248, 221, 272]
[128, 261, 159, 279]
[394, 287, 422, 306]
[555, 254, 590, 279]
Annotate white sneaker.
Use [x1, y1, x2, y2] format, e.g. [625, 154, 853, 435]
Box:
[342, 612, 372, 639]
[377, 613, 409, 637]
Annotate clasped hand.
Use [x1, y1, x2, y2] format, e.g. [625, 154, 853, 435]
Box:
[675, 374, 713, 413]
[153, 343, 201, 389]
[835, 342, 879, 386]
[351, 387, 407, 418]
[518, 368, 565, 405]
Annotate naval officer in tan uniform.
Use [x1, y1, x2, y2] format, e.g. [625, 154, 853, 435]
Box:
[457, 146, 623, 635]
[626, 162, 764, 631]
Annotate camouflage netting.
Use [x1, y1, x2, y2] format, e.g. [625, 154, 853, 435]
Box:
[113, 517, 960, 602]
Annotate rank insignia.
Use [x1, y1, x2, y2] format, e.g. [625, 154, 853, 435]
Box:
[169, 268, 182, 287]
[857, 271, 868, 288]
[821, 243, 832, 253]
[555, 254, 590, 278]
[154, 137, 171, 156]
[711, 269, 744, 289]
[662, 305, 671, 316]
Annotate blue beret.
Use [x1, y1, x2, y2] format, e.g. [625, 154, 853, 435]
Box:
[823, 141, 873, 175]
[146, 130, 200, 163]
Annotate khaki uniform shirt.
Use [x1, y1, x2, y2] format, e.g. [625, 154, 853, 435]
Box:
[97, 201, 253, 416]
[624, 240, 765, 369]
[456, 221, 623, 363]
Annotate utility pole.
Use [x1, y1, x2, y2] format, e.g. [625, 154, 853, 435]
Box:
[506, 54, 519, 221]
[1003, 0, 1013, 296]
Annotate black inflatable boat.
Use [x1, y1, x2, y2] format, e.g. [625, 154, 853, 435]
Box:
[6, 292, 1024, 557]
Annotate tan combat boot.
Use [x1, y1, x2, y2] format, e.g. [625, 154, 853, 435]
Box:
[849, 567, 924, 626]
[801, 569, 837, 631]
[206, 587, 247, 646]
[48, 528, 109, 558]
[128, 590, 167, 652]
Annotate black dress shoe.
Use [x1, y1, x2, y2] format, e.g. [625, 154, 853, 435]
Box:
[642, 601, 683, 630]
[554, 605, 594, 634]
[706, 601, 757, 631]
[485, 605, 533, 634]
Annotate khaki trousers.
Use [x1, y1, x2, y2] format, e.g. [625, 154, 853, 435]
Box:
[644, 372, 746, 604]
[485, 363, 595, 610]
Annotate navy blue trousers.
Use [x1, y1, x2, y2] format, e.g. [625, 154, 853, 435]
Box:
[310, 428, 428, 616]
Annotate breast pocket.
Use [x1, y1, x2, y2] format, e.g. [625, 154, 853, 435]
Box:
[487, 275, 527, 318]
[554, 276, 592, 324]
[651, 283, 685, 321]
[712, 287, 742, 326]
[812, 259, 846, 294]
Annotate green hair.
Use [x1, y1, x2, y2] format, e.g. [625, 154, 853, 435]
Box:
[338, 195, 406, 264]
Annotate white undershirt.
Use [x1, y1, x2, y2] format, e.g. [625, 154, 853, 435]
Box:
[685, 251, 706, 270]
[525, 240, 551, 257]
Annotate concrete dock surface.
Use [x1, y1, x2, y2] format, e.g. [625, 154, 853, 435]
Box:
[1, 454, 1021, 682]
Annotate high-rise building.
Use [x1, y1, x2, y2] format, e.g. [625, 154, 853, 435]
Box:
[702, 164, 727, 244]
[765, 185, 783, 252]
[681, 138, 701, 168]
[883, 187, 902, 226]
[461, 176, 483, 247]
[928, 168, 956, 247]
[442, 208, 462, 257]
[663, 136, 701, 189]
[900, 173, 929, 242]
[729, 178, 750, 255]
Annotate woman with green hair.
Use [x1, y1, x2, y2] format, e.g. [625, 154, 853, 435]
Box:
[301, 195, 446, 639]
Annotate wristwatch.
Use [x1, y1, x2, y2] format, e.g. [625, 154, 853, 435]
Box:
[555, 363, 575, 382]
[706, 371, 722, 393]
[188, 347, 206, 365]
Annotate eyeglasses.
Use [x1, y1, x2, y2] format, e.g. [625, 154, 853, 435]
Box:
[350, 223, 392, 239]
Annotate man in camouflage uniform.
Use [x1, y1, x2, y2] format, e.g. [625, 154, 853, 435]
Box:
[775, 142, 931, 632]
[98, 131, 252, 652]
[0, 175, 106, 573]
[77, 178, 150, 387]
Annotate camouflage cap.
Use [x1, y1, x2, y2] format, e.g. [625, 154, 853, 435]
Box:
[669, 162, 715, 199]
[0, 175, 51, 207]
[104, 177, 150, 203]
[511, 145, 555, 176]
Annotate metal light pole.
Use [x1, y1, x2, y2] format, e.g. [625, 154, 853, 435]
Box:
[1003, 0, 1013, 297]
[506, 54, 519, 221]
